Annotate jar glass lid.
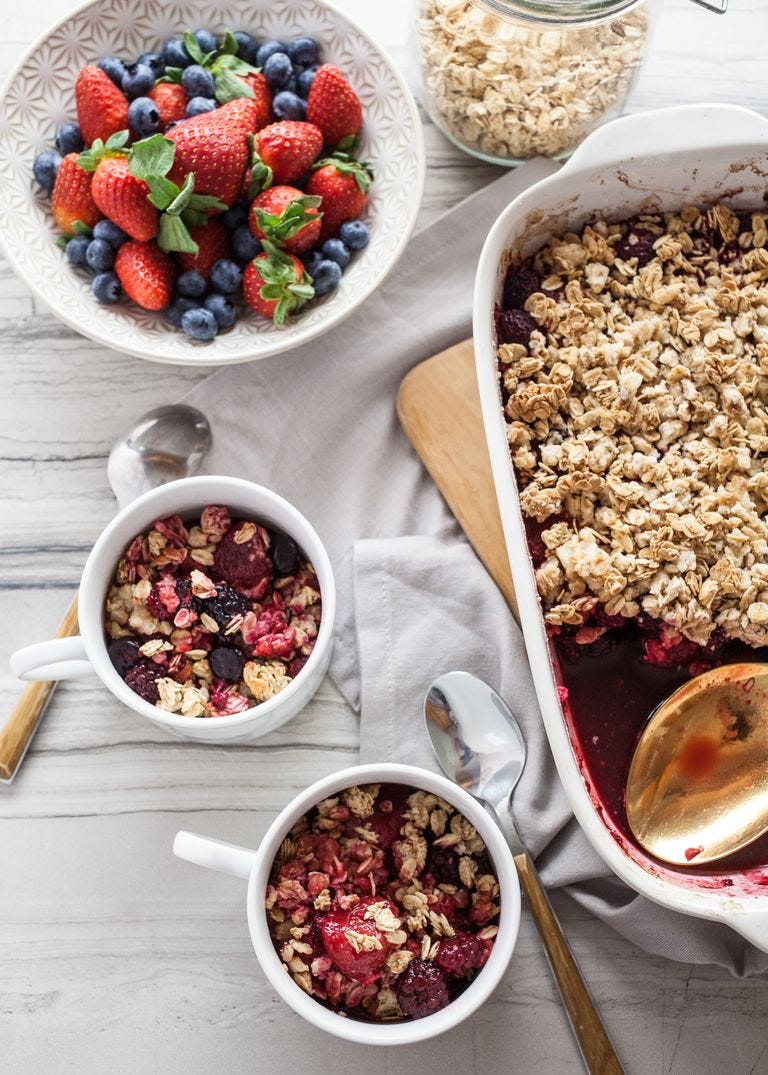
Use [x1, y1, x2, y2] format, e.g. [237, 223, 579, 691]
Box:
[484, 0, 726, 25]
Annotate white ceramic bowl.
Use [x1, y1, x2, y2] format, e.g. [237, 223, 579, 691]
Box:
[10, 475, 336, 743]
[173, 762, 521, 1044]
[0, 0, 425, 366]
[474, 103, 768, 951]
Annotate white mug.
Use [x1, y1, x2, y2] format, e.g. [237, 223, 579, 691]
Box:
[174, 762, 521, 1045]
[10, 475, 336, 743]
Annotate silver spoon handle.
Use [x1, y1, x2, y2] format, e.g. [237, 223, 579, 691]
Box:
[489, 800, 624, 1075]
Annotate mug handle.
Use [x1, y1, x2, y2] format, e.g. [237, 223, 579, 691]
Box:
[10, 636, 92, 681]
[174, 831, 258, 881]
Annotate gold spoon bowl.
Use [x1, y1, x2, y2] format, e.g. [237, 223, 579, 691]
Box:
[625, 663, 768, 866]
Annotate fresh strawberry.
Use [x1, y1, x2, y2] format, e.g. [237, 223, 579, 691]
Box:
[148, 83, 187, 129]
[306, 153, 373, 240]
[306, 65, 362, 147]
[50, 153, 102, 236]
[249, 186, 321, 254]
[75, 65, 130, 146]
[243, 241, 314, 326]
[114, 240, 175, 310]
[176, 219, 231, 279]
[253, 121, 323, 186]
[84, 154, 157, 242]
[167, 99, 254, 208]
[237, 73, 273, 130]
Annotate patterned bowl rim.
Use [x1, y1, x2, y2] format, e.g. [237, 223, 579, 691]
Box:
[0, 0, 426, 366]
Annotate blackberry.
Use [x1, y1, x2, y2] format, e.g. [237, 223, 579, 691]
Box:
[497, 309, 537, 346]
[615, 229, 655, 267]
[395, 960, 450, 1019]
[434, 932, 485, 977]
[502, 267, 540, 310]
[108, 638, 141, 676]
[204, 583, 251, 629]
[428, 847, 460, 885]
[124, 659, 162, 703]
[209, 646, 245, 682]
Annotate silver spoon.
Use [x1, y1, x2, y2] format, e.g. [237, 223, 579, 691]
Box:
[0, 404, 212, 782]
[424, 671, 623, 1075]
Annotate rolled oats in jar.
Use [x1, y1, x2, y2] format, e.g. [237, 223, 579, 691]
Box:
[414, 0, 660, 164]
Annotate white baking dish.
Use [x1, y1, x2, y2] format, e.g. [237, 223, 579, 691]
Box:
[473, 104, 768, 952]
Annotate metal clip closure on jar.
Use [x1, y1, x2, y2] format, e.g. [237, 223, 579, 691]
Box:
[414, 0, 724, 166]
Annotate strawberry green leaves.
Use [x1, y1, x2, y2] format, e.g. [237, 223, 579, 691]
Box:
[255, 240, 315, 327]
[127, 134, 226, 255]
[312, 151, 373, 193]
[253, 195, 322, 246]
[159, 28, 260, 104]
[77, 129, 131, 171]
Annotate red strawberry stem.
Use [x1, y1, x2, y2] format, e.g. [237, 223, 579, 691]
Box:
[312, 151, 373, 193]
[254, 195, 322, 246]
[256, 240, 315, 327]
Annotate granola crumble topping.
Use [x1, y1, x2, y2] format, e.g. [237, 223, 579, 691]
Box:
[498, 206, 768, 649]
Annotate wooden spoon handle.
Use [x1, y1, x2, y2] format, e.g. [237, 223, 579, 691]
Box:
[0, 597, 79, 782]
[514, 851, 624, 1075]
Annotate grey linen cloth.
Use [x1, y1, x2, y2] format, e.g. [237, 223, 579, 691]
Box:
[180, 162, 768, 977]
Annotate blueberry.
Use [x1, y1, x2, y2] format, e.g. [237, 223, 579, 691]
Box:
[167, 296, 197, 327]
[271, 532, 299, 575]
[186, 96, 217, 117]
[204, 293, 237, 329]
[297, 66, 318, 98]
[288, 36, 319, 68]
[97, 56, 126, 86]
[181, 306, 218, 340]
[233, 31, 259, 65]
[209, 646, 244, 682]
[65, 235, 90, 265]
[193, 28, 219, 54]
[256, 39, 288, 67]
[272, 90, 306, 121]
[177, 270, 207, 298]
[312, 258, 342, 295]
[210, 258, 243, 294]
[128, 96, 160, 137]
[220, 201, 249, 230]
[263, 52, 293, 89]
[92, 271, 121, 303]
[122, 62, 155, 99]
[322, 238, 350, 269]
[182, 64, 215, 98]
[108, 637, 141, 676]
[231, 225, 261, 263]
[85, 237, 115, 272]
[55, 122, 83, 155]
[161, 38, 193, 68]
[32, 149, 62, 192]
[93, 219, 128, 248]
[339, 219, 370, 250]
[282, 74, 298, 94]
[137, 51, 164, 78]
[302, 250, 323, 277]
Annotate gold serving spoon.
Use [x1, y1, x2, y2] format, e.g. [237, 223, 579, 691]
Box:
[626, 663, 768, 866]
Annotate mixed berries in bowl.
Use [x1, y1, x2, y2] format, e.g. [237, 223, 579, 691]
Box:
[35, 30, 372, 341]
[173, 763, 521, 1044]
[0, 0, 424, 363]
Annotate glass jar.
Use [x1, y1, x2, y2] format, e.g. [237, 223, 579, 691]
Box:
[412, 0, 662, 165]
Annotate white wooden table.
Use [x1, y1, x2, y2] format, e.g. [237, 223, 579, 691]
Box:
[2, 2, 767, 1072]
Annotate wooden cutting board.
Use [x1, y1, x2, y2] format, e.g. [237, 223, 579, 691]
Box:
[396, 338, 518, 619]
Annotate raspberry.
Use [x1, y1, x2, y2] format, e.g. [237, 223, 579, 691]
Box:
[428, 848, 460, 885]
[208, 678, 250, 715]
[107, 638, 141, 676]
[434, 932, 485, 977]
[146, 587, 168, 618]
[502, 266, 540, 310]
[395, 960, 450, 1019]
[254, 626, 296, 659]
[497, 308, 537, 346]
[615, 229, 655, 267]
[365, 785, 409, 849]
[287, 654, 308, 679]
[203, 583, 251, 629]
[213, 523, 272, 593]
[320, 896, 397, 982]
[642, 627, 700, 668]
[124, 659, 162, 703]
